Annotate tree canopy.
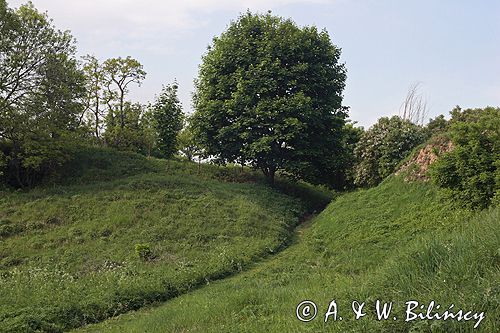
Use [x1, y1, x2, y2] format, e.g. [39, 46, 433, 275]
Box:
[0, 1, 85, 186]
[191, 11, 347, 186]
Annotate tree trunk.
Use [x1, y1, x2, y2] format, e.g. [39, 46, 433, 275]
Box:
[262, 166, 276, 186]
[13, 158, 24, 188]
[119, 88, 125, 129]
[95, 113, 99, 139]
[95, 91, 100, 139]
[268, 168, 275, 186]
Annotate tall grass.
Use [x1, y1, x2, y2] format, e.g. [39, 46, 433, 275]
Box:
[0, 148, 328, 332]
[77, 177, 499, 332]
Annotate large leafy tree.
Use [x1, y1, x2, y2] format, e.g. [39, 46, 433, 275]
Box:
[191, 12, 347, 186]
[0, 1, 86, 186]
[152, 83, 184, 158]
[0, 2, 81, 114]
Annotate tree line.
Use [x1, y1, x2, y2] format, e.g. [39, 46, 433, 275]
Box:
[0, 1, 183, 187]
[1, 2, 498, 209]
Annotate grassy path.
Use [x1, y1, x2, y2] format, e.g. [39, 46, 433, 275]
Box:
[77, 177, 500, 332]
[75, 215, 317, 333]
[0, 151, 333, 332]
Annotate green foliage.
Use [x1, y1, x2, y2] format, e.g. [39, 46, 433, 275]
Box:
[0, 1, 86, 187]
[103, 102, 153, 154]
[0, 148, 325, 332]
[102, 56, 146, 130]
[140, 107, 159, 157]
[430, 106, 500, 209]
[135, 244, 153, 261]
[153, 83, 184, 158]
[88, 56, 148, 154]
[81, 55, 147, 147]
[340, 122, 364, 188]
[10, 135, 75, 184]
[79, 57, 180, 159]
[425, 114, 449, 136]
[78, 178, 499, 333]
[81, 54, 107, 140]
[177, 123, 203, 162]
[80, 55, 165, 157]
[354, 116, 426, 187]
[191, 11, 347, 186]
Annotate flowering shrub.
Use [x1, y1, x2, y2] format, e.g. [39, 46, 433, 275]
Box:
[354, 116, 426, 187]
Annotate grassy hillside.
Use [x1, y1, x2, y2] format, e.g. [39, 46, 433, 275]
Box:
[0, 148, 330, 332]
[78, 177, 500, 332]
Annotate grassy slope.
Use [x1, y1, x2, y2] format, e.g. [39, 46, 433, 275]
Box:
[78, 177, 500, 333]
[0, 148, 329, 332]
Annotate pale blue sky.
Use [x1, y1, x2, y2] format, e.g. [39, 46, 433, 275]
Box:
[8, 0, 500, 127]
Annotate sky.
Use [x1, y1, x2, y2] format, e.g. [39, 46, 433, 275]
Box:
[7, 0, 500, 128]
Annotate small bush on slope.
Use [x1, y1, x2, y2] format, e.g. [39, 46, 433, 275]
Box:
[76, 177, 499, 332]
[0, 149, 327, 332]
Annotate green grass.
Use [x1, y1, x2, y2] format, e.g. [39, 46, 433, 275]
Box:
[0, 148, 330, 332]
[76, 177, 500, 333]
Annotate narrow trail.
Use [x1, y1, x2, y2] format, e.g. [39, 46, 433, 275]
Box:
[74, 179, 500, 333]
[74, 213, 318, 332]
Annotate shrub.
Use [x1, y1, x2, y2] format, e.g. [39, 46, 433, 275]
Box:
[425, 114, 449, 136]
[135, 243, 153, 261]
[354, 116, 426, 187]
[430, 106, 499, 209]
[340, 122, 364, 189]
